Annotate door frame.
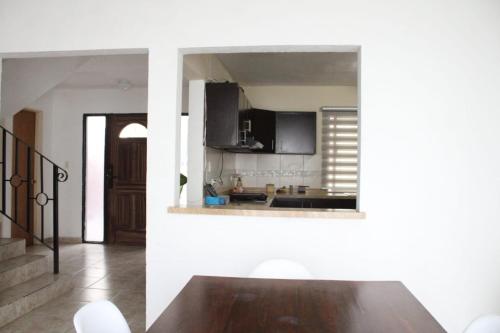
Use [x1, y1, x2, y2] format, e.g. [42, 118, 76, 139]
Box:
[81, 113, 147, 244]
[11, 109, 37, 245]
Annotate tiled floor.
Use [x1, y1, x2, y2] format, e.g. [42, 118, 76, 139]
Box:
[0, 243, 145, 333]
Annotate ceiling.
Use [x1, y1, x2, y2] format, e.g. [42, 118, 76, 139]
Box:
[215, 52, 357, 86]
[57, 54, 148, 89]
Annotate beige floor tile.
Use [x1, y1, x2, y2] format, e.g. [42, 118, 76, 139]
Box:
[72, 274, 105, 288]
[88, 277, 144, 291]
[0, 244, 145, 333]
[77, 267, 109, 278]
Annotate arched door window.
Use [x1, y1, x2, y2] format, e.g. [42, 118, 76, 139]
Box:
[118, 123, 147, 138]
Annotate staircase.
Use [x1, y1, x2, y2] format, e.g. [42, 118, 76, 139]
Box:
[0, 124, 72, 328]
[0, 239, 72, 327]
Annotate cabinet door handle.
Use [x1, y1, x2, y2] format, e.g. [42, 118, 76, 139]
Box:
[271, 140, 274, 151]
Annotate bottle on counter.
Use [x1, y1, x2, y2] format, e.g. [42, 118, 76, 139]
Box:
[234, 176, 244, 193]
[266, 183, 275, 195]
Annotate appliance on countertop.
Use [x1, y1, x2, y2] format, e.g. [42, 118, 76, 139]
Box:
[229, 192, 268, 203]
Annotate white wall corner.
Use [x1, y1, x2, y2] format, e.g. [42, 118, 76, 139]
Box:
[187, 80, 205, 205]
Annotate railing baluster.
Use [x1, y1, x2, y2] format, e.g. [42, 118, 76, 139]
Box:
[0, 124, 66, 275]
[1, 129, 5, 214]
[52, 165, 59, 274]
[14, 138, 18, 223]
[40, 156, 44, 242]
[26, 146, 31, 234]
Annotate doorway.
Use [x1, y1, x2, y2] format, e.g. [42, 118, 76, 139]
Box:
[11, 109, 36, 245]
[83, 113, 147, 245]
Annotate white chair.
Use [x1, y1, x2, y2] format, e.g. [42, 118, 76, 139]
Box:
[249, 259, 313, 279]
[465, 315, 500, 333]
[73, 300, 131, 333]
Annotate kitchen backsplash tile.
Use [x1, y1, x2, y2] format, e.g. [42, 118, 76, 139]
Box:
[205, 149, 322, 190]
[205, 148, 235, 190]
[257, 154, 280, 171]
[279, 175, 304, 187]
[243, 176, 257, 187]
[303, 175, 322, 188]
[304, 154, 322, 171]
[234, 153, 321, 188]
[255, 175, 276, 188]
[280, 155, 304, 170]
[235, 154, 257, 170]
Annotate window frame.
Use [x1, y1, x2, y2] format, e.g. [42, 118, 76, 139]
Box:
[320, 107, 359, 197]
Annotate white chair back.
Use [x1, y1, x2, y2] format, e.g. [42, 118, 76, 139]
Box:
[465, 315, 500, 333]
[73, 300, 131, 333]
[249, 259, 313, 279]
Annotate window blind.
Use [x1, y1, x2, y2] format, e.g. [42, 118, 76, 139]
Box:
[321, 108, 358, 193]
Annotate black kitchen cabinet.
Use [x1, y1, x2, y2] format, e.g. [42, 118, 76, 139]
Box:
[270, 197, 356, 209]
[205, 82, 251, 149]
[275, 112, 316, 154]
[239, 108, 276, 153]
[205, 83, 316, 155]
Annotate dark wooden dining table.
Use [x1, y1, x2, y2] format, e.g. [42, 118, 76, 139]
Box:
[147, 275, 445, 333]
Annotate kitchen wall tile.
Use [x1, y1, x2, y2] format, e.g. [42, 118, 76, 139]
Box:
[256, 175, 278, 188]
[223, 152, 236, 170]
[280, 155, 304, 170]
[257, 154, 280, 171]
[231, 152, 323, 189]
[304, 175, 322, 188]
[205, 148, 222, 180]
[235, 154, 257, 171]
[279, 175, 304, 187]
[242, 175, 257, 187]
[304, 154, 321, 171]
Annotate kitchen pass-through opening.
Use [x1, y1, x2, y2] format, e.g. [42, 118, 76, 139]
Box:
[178, 47, 361, 214]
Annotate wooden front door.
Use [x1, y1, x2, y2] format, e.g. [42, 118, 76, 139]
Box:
[106, 114, 147, 245]
[11, 110, 36, 245]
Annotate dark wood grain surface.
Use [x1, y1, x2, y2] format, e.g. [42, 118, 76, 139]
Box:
[106, 114, 147, 245]
[147, 276, 445, 333]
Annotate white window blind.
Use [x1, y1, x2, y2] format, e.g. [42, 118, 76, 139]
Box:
[321, 108, 358, 194]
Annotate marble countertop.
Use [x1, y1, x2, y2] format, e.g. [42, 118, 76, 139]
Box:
[168, 188, 364, 219]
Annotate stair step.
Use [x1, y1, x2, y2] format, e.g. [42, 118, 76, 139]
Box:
[0, 239, 25, 261]
[0, 272, 73, 327]
[0, 255, 48, 292]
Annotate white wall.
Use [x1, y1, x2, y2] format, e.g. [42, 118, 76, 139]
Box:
[1, 57, 88, 117]
[244, 85, 357, 111]
[1, 1, 500, 332]
[186, 80, 205, 205]
[33, 88, 148, 238]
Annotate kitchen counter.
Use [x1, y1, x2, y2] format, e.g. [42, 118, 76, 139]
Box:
[168, 190, 365, 219]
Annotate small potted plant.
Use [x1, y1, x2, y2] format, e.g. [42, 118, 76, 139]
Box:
[180, 173, 188, 194]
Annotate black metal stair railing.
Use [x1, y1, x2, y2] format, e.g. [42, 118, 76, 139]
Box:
[0, 124, 68, 274]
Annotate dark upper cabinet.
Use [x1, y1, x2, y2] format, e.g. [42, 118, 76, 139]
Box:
[239, 108, 276, 153]
[275, 112, 316, 155]
[205, 82, 316, 155]
[205, 82, 251, 148]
